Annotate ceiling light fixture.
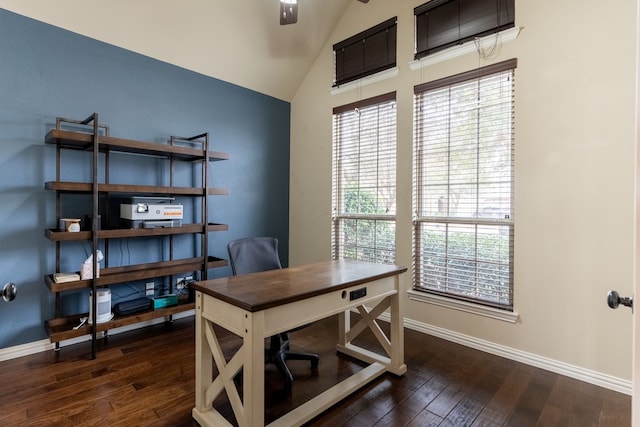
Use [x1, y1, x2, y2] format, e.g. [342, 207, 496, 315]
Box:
[279, 0, 368, 26]
[280, 0, 298, 25]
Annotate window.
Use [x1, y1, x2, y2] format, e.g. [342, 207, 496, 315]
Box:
[414, 0, 515, 59]
[333, 18, 397, 87]
[413, 59, 516, 310]
[332, 92, 397, 264]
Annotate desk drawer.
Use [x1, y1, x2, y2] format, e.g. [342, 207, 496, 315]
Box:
[263, 275, 398, 336]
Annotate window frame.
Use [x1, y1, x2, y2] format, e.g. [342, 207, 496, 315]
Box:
[332, 92, 397, 264]
[412, 59, 517, 311]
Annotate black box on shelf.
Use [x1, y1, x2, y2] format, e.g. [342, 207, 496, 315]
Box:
[114, 297, 151, 316]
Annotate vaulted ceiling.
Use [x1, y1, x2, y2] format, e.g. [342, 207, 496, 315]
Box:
[0, 0, 359, 101]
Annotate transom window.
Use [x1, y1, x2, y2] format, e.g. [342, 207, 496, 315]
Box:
[413, 59, 516, 310]
[333, 18, 397, 87]
[414, 0, 515, 59]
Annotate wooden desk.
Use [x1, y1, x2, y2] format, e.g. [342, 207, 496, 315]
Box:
[192, 260, 407, 427]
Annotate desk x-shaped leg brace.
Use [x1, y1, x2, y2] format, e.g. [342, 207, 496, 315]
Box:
[337, 295, 406, 376]
[195, 302, 267, 427]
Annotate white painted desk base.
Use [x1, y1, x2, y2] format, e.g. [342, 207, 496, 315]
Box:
[192, 274, 406, 427]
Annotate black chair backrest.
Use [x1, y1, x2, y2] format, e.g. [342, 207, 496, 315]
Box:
[227, 237, 282, 276]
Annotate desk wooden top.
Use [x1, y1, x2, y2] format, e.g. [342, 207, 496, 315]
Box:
[193, 260, 407, 312]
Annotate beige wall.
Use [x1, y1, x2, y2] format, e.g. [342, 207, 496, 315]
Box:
[290, 0, 637, 383]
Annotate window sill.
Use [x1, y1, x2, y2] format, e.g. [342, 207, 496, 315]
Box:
[330, 67, 399, 96]
[407, 289, 519, 323]
[409, 26, 522, 71]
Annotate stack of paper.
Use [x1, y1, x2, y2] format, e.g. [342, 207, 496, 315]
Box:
[53, 272, 80, 283]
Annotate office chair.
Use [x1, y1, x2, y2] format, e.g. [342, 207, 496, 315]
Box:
[227, 236, 319, 390]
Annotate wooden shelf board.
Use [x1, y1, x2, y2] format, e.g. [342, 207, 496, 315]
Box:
[44, 229, 91, 241]
[45, 181, 209, 196]
[97, 225, 204, 239]
[44, 274, 90, 292]
[45, 129, 229, 161]
[45, 181, 228, 196]
[45, 256, 227, 292]
[207, 256, 228, 269]
[207, 223, 229, 232]
[45, 223, 228, 241]
[98, 261, 204, 285]
[45, 302, 195, 343]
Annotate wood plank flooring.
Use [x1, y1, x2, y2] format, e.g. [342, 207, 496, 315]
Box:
[0, 314, 630, 426]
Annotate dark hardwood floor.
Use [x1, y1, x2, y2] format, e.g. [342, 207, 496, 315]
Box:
[0, 314, 630, 426]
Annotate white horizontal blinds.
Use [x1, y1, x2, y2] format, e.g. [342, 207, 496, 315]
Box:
[413, 59, 516, 310]
[333, 92, 397, 264]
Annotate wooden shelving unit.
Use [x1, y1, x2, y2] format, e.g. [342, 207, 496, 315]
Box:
[43, 113, 229, 358]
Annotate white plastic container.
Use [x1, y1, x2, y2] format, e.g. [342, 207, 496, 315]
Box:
[89, 288, 112, 324]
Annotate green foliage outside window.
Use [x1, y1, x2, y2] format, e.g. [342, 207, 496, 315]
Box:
[420, 226, 511, 305]
[340, 185, 395, 264]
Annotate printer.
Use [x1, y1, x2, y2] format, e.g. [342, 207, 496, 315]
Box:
[119, 196, 183, 228]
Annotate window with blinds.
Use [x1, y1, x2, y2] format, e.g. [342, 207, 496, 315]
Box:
[413, 59, 516, 310]
[332, 92, 397, 264]
[414, 0, 515, 60]
[333, 18, 397, 87]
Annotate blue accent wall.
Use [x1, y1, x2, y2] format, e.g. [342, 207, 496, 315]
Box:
[0, 9, 290, 348]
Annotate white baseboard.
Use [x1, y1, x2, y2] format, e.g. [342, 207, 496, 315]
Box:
[0, 310, 631, 396]
[0, 339, 55, 362]
[377, 312, 631, 396]
[0, 310, 195, 362]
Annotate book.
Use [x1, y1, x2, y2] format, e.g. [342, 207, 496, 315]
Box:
[53, 272, 80, 283]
